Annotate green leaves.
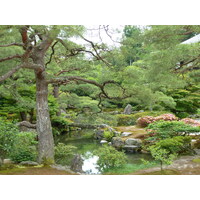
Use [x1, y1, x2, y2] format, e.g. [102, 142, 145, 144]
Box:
[94, 145, 127, 171]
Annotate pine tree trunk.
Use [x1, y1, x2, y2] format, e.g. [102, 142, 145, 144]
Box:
[32, 50, 55, 164]
[35, 70, 55, 164]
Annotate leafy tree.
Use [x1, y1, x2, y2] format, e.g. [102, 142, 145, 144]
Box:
[94, 145, 127, 171]
[0, 25, 123, 163]
[148, 145, 177, 171]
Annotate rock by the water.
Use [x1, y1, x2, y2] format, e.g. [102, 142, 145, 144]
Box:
[100, 140, 108, 144]
[111, 137, 124, 149]
[121, 132, 132, 137]
[94, 129, 104, 140]
[123, 145, 140, 153]
[19, 161, 39, 166]
[125, 138, 142, 147]
[70, 154, 84, 173]
[123, 104, 132, 115]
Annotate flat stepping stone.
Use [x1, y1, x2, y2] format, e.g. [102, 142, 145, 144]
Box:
[121, 132, 132, 137]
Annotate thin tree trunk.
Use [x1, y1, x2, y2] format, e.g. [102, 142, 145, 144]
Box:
[53, 84, 61, 116]
[29, 108, 34, 123]
[20, 111, 27, 121]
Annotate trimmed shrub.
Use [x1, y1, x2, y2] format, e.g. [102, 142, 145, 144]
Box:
[137, 113, 178, 127]
[103, 130, 114, 142]
[9, 132, 38, 163]
[146, 121, 200, 140]
[180, 118, 200, 127]
[55, 143, 77, 165]
[0, 118, 19, 160]
[94, 145, 127, 170]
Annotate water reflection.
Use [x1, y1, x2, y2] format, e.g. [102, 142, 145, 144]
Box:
[82, 152, 100, 174]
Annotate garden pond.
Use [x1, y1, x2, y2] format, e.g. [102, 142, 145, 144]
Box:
[55, 129, 154, 174]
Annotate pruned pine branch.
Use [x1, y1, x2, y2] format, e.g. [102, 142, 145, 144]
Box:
[175, 55, 200, 73]
[55, 68, 81, 76]
[0, 63, 44, 83]
[47, 76, 130, 99]
[0, 54, 22, 62]
[80, 35, 111, 66]
[0, 43, 24, 47]
[0, 65, 22, 83]
[45, 41, 58, 67]
[57, 37, 111, 66]
[18, 121, 36, 129]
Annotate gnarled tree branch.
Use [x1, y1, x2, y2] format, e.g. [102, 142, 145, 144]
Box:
[0, 65, 22, 83]
[0, 43, 23, 47]
[0, 54, 22, 62]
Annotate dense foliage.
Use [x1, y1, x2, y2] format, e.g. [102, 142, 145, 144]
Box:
[94, 145, 127, 170]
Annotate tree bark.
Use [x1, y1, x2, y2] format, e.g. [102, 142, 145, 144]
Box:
[53, 84, 61, 116]
[33, 51, 55, 164]
[20, 111, 27, 121]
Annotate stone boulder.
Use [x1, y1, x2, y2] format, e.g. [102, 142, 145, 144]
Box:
[95, 125, 119, 140]
[124, 138, 142, 147]
[123, 104, 132, 115]
[111, 137, 124, 149]
[94, 129, 104, 140]
[100, 140, 108, 144]
[70, 154, 84, 173]
[19, 161, 39, 166]
[3, 159, 13, 164]
[123, 145, 141, 153]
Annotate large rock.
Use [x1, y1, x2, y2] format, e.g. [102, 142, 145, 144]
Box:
[94, 129, 104, 140]
[111, 137, 124, 149]
[70, 154, 84, 173]
[19, 161, 39, 166]
[123, 104, 132, 115]
[3, 159, 13, 164]
[123, 145, 141, 153]
[125, 138, 142, 147]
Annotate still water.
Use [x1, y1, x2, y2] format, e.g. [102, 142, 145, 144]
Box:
[55, 129, 153, 174]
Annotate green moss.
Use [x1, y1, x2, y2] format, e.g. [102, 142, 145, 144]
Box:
[141, 169, 180, 175]
[103, 161, 158, 175]
[192, 158, 200, 163]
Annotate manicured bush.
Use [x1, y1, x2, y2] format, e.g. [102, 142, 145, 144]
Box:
[55, 143, 77, 165]
[103, 130, 114, 142]
[148, 145, 177, 171]
[116, 114, 137, 126]
[180, 118, 200, 127]
[137, 113, 177, 127]
[94, 145, 127, 171]
[9, 132, 38, 163]
[0, 118, 19, 160]
[146, 121, 200, 140]
[152, 136, 192, 155]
